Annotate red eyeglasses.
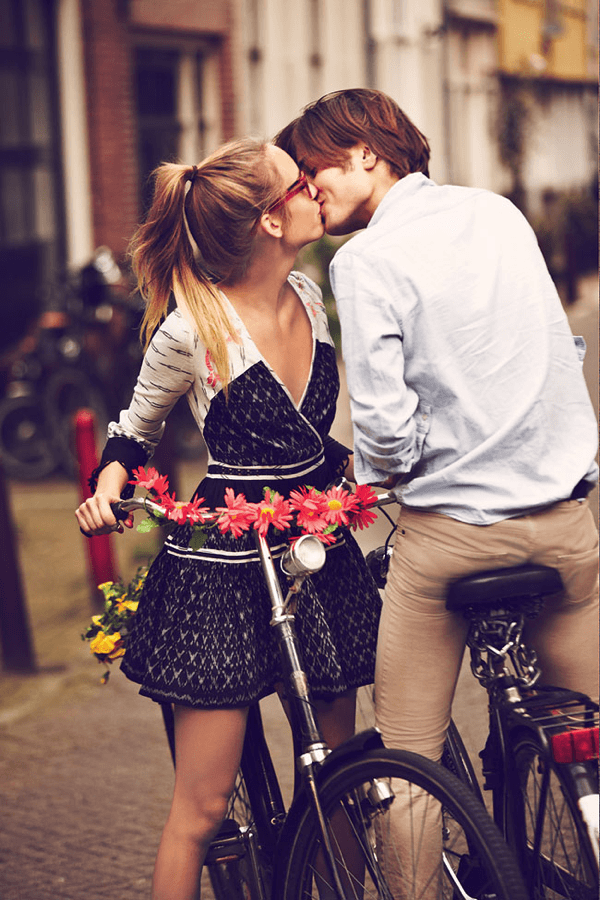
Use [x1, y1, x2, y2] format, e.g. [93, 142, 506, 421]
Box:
[266, 173, 313, 213]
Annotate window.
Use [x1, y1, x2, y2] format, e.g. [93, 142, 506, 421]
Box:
[0, 0, 62, 351]
[134, 45, 208, 212]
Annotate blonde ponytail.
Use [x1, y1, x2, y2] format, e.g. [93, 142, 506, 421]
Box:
[130, 139, 284, 391]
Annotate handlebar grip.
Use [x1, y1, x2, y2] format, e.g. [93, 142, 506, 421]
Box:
[110, 501, 130, 522]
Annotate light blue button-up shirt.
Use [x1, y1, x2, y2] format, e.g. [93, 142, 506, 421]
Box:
[330, 173, 598, 524]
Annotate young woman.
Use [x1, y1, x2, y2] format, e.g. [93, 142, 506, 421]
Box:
[75, 138, 381, 900]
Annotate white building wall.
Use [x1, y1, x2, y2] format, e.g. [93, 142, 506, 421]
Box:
[233, 0, 367, 140]
[56, 0, 93, 268]
[445, 25, 505, 192]
[318, 0, 367, 97]
[368, 0, 448, 181]
[522, 86, 597, 204]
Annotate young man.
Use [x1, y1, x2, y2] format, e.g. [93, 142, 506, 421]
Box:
[275, 89, 599, 764]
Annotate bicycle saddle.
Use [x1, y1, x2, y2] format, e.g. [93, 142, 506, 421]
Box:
[446, 564, 563, 611]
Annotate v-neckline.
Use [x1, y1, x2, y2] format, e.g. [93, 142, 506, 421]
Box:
[220, 276, 316, 411]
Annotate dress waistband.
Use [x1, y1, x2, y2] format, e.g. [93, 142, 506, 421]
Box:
[164, 533, 345, 563]
[206, 451, 325, 482]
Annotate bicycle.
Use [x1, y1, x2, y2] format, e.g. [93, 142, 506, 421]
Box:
[368, 511, 599, 900]
[111, 492, 529, 900]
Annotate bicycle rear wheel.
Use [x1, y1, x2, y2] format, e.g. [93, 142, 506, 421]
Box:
[509, 730, 599, 900]
[279, 747, 528, 899]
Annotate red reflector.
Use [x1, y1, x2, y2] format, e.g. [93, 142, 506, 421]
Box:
[551, 727, 599, 763]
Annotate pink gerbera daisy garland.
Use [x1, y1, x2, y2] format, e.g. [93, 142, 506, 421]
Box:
[348, 484, 379, 531]
[251, 488, 294, 538]
[129, 465, 170, 497]
[289, 486, 329, 534]
[215, 488, 255, 538]
[161, 492, 210, 525]
[321, 485, 359, 527]
[125, 470, 382, 542]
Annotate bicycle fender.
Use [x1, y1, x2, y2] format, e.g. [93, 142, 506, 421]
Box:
[317, 727, 385, 771]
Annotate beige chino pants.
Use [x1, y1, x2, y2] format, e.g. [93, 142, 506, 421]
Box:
[375, 498, 599, 762]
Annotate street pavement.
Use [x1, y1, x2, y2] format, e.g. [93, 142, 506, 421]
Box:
[0, 276, 597, 899]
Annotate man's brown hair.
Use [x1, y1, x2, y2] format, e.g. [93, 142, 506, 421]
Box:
[275, 88, 430, 180]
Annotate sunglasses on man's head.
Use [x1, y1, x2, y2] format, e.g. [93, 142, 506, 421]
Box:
[266, 173, 312, 213]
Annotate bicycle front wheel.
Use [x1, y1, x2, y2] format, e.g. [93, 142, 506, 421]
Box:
[279, 747, 528, 900]
[509, 730, 599, 900]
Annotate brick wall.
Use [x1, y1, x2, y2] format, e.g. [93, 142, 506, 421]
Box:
[80, 0, 236, 259]
[80, 0, 139, 260]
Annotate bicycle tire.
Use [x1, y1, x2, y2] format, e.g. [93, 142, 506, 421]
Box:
[508, 729, 599, 900]
[278, 746, 528, 899]
[0, 394, 57, 479]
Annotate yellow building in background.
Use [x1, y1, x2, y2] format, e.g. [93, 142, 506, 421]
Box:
[498, 0, 598, 81]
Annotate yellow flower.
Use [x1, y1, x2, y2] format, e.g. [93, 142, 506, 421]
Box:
[89, 631, 122, 656]
[91, 615, 104, 626]
[116, 599, 139, 614]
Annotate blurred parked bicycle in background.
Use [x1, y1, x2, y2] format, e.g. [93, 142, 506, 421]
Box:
[0, 247, 143, 480]
[0, 247, 204, 481]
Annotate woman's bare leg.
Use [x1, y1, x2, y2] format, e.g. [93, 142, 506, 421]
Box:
[152, 705, 248, 900]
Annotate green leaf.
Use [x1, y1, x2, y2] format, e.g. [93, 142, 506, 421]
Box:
[189, 528, 208, 551]
[137, 517, 161, 533]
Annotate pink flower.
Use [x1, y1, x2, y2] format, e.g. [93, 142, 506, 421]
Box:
[161, 493, 209, 525]
[314, 529, 338, 545]
[129, 466, 170, 496]
[289, 487, 328, 534]
[216, 488, 255, 538]
[251, 488, 293, 538]
[321, 485, 359, 527]
[348, 484, 379, 531]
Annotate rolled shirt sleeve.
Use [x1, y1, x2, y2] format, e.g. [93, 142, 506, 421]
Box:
[330, 250, 426, 485]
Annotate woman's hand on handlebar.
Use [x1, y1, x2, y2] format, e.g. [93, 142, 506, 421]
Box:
[75, 460, 133, 537]
[76, 492, 134, 536]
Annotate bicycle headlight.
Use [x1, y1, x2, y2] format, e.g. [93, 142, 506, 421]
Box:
[282, 535, 326, 577]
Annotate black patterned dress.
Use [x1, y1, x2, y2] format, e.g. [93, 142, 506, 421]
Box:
[98, 273, 381, 708]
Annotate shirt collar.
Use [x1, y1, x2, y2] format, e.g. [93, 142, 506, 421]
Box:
[368, 172, 433, 229]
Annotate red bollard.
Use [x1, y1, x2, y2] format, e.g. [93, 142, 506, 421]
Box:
[75, 409, 118, 605]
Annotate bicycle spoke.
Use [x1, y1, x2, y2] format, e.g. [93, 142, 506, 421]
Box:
[514, 736, 597, 900]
